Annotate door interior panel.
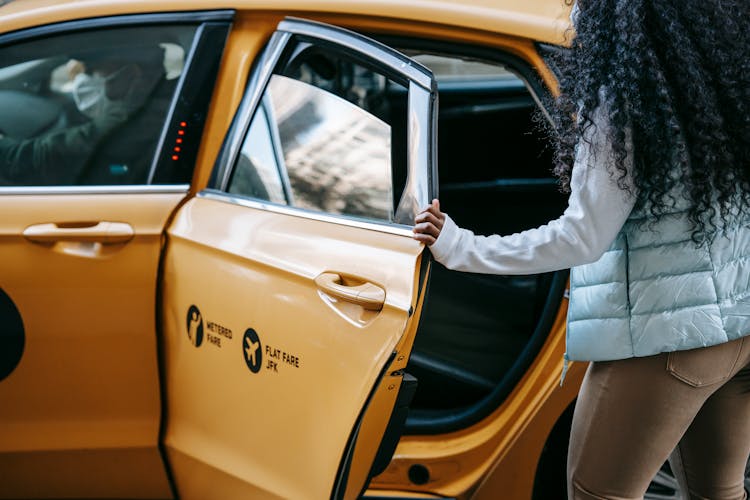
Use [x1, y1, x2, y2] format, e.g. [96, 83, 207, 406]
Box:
[410, 269, 557, 409]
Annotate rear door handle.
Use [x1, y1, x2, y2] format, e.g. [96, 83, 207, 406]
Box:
[314, 272, 386, 311]
[23, 221, 135, 244]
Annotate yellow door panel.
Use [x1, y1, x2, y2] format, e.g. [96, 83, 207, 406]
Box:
[161, 196, 425, 499]
[0, 192, 181, 499]
[341, 266, 427, 500]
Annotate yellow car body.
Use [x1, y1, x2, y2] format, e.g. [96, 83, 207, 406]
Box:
[0, 1, 589, 499]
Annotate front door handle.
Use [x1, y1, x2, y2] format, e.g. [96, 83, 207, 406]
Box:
[23, 221, 135, 244]
[314, 272, 386, 311]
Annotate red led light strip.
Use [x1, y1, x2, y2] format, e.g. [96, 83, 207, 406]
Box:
[172, 121, 187, 161]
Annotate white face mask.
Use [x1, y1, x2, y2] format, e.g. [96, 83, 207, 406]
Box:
[72, 65, 133, 120]
[72, 72, 111, 120]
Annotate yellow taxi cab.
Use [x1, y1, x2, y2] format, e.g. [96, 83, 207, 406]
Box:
[0, 1, 686, 498]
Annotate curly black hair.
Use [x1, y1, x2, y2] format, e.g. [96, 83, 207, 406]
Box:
[548, 0, 750, 240]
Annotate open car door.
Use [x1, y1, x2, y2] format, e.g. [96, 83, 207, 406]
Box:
[160, 19, 437, 499]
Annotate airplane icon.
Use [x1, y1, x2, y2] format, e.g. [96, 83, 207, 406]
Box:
[245, 337, 260, 366]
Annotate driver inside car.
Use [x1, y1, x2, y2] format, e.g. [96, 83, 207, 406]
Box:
[0, 47, 165, 186]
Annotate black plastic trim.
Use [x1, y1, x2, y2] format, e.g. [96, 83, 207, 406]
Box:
[368, 373, 418, 479]
[150, 21, 231, 184]
[416, 249, 433, 306]
[0, 10, 235, 46]
[440, 178, 558, 194]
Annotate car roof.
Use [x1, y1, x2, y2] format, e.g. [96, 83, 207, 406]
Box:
[0, 0, 572, 45]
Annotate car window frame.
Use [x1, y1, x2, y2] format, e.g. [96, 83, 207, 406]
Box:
[205, 17, 438, 234]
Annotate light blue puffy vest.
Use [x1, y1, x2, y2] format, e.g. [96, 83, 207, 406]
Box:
[566, 196, 750, 362]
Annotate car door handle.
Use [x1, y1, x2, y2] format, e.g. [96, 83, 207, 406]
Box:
[314, 272, 386, 311]
[23, 221, 135, 244]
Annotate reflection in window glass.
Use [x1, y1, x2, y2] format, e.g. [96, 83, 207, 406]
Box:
[230, 103, 287, 204]
[0, 25, 196, 186]
[232, 74, 393, 222]
[407, 52, 519, 84]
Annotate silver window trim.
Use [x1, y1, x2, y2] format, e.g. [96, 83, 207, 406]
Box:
[277, 18, 433, 91]
[0, 11, 234, 47]
[215, 17, 437, 227]
[217, 30, 291, 191]
[260, 93, 295, 204]
[199, 189, 414, 238]
[395, 81, 434, 224]
[0, 184, 189, 195]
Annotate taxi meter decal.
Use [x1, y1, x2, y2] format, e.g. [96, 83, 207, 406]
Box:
[186, 305, 203, 347]
[242, 329, 303, 374]
[186, 306, 301, 375]
[264, 344, 302, 373]
[186, 305, 233, 348]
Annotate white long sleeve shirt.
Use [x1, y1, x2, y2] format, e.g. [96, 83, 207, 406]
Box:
[429, 119, 637, 275]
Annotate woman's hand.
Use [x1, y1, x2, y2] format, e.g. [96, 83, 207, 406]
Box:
[413, 199, 445, 245]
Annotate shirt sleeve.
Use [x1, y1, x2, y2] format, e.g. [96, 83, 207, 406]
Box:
[0, 109, 133, 184]
[429, 115, 636, 276]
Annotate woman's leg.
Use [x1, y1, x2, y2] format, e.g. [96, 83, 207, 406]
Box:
[668, 351, 750, 499]
[567, 338, 749, 500]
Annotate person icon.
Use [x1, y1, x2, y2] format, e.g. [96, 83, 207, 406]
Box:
[186, 306, 203, 347]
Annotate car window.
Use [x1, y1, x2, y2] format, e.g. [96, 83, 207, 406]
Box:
[408, 53, 518, 83]
[0, 25, 198, 186]
[228, 41, 408, 223]
[229, 99, 289, 204]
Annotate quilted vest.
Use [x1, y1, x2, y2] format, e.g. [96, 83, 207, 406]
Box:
[566, 194, 750, 362]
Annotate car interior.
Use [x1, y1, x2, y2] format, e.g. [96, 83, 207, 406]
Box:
[391, 40, 570, 434]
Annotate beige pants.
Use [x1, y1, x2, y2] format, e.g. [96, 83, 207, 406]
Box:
[568, 337, 750, 500]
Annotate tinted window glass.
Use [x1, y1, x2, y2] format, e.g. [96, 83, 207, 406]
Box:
[409, 53, 518, 83]
[229, 101, 288, 203]
[0, 25, 197, 186]
[228, 42, 407, 223]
